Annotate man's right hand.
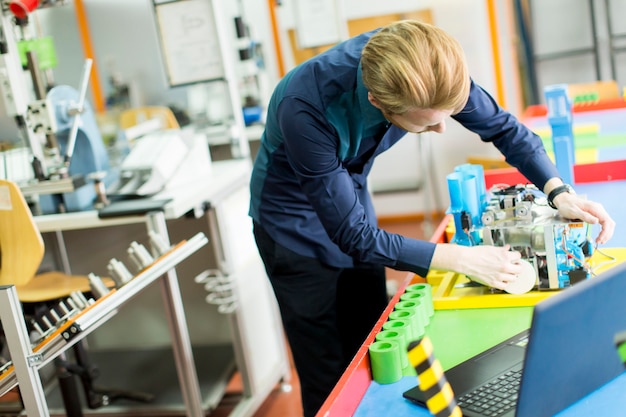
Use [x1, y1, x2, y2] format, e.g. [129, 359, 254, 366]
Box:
[430, 243, 524, 290]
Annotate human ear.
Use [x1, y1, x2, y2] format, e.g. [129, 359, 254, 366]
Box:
[367, 92, 382, 109]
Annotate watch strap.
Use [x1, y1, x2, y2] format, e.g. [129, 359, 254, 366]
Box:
[547, 184, 574, 209]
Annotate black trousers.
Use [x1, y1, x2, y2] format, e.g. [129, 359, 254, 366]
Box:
[253, 223, 388, 417]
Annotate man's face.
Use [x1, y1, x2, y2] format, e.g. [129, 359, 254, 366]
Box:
[367, 92, 453, 134]
[384, 107, 452, 134]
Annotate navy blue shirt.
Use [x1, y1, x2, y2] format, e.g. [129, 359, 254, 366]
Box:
[249, 29, 559, 277]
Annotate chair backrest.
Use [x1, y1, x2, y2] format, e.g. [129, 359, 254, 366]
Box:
[119, 106, 180, 130]
[0, 179, 44, 286]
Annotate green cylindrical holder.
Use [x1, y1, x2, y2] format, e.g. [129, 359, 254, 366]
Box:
[382, 318, 414, 344]
[395, 300, 429, 338]
[405, 283, 434, 317]
[399, 292, 430, 327]
[376, 329, 408, 368]
[369, 340, 402, 384]
[389, 309, 425, 340]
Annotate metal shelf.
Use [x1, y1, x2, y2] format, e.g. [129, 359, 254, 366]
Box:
[527, 0, 601, 103]
[0, 231, 209, 417]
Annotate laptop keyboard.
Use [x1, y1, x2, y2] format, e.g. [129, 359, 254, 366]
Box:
[457, 369, 522, 416]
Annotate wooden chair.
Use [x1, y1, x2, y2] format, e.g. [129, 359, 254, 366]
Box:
[0, 179, 149, 414]
[118, 106, 180, 130]
[0, 178, 115, 305]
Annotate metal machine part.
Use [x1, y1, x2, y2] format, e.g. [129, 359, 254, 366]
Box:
[106, 258, 133, 287]
[447, 165, 593, 291]
[482, 188, 592, 290]
[88, 273, 110, 300]
[127, 241, 154, 271]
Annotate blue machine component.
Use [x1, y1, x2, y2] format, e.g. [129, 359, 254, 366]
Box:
[446, 164, 593, 290]
[446, 163, 487, 246]
[544, 84, 575, 185]
[549, 223, 591, 288]
[38, 85, 114, 214]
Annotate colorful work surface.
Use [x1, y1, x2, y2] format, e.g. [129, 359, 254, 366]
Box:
[426, 247, 626, 310]
[524, 107, 626, 164]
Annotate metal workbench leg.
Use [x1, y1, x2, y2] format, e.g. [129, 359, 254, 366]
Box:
[146, 212, 204, 417]
[0, 286, 50, 417]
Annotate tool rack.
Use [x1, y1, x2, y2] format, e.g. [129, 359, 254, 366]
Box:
[0, 211, 209, 417]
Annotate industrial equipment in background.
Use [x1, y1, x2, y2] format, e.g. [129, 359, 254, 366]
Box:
[447, 164, 593, 291]
[0, 0, 113, 214]
[0, 1, 216, 214]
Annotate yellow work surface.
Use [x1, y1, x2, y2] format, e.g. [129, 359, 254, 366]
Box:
[426, 247, 626, 310]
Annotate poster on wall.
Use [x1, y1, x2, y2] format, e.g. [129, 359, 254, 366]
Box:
[293, 0, 347, 48]
[153, 0, 225, 86]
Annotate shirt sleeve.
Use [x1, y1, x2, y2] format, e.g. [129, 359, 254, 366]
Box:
[278, 96, 435, 276]
[452, 80, 560, 190]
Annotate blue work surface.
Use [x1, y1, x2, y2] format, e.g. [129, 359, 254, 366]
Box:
[353, 373, 626, 417]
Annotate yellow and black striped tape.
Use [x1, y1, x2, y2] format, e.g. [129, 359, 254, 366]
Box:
[407, 336, 462, 417]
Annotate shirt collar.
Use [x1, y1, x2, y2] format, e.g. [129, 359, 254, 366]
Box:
[357, 63, 387, 130]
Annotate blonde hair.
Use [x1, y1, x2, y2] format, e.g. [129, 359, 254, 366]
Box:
[361, 20, 470, 115]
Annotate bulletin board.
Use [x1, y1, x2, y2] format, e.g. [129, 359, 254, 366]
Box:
[153, 0, 225, 86]
[288, 8, 433, 66]
[293, 0, 346, 48]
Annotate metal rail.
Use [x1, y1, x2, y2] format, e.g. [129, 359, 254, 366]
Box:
[0, 231, 208, 416]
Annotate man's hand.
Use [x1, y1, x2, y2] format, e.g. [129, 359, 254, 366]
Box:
[431, 244, 523, 290]
[552, 192, 615, 245]
[544, 178, 615, 245]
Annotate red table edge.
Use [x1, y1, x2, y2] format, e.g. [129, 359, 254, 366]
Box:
[522, 97, 626, 119]
[483, 160, 626, 189]
[315, 216, 451, 417]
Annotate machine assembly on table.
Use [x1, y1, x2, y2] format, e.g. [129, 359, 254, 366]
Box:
[447, 163, 593, 290]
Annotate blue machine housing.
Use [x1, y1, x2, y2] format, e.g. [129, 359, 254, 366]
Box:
[38, 85, 115, 214]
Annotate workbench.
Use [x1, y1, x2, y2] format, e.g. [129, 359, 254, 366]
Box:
[1, 159, 290, 417]
[317, 174, 626, 416]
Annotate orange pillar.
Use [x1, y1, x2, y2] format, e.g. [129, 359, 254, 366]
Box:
[267, 0, 286, 78]
[73, 0, 105, 113]
[486, 0, 506, 108]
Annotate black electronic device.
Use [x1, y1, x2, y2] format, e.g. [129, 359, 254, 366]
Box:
[403, 261, 626, 417]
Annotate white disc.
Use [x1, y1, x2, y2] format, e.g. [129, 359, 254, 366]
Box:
[504, 259, 536, 294]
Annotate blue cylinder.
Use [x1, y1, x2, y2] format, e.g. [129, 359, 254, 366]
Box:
[460, 174, 479, 219]
[446, 172, 464, 211]
[455, 163, 487, 211]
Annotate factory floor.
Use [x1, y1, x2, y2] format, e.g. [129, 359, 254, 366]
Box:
[0, 214, 440, 417]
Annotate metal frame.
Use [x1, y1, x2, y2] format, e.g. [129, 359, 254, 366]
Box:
[0, 227, 209, 417]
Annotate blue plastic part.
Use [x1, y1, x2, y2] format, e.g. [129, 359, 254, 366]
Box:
[544, 84, 575, 184]
[446, 164, 486, 246]
[38, 85, 114, 214]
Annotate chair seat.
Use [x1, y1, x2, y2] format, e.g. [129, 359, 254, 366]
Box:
[15, 271, 116, 303]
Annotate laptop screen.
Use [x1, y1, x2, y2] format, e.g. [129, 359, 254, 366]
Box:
[516, 260, 626, 416]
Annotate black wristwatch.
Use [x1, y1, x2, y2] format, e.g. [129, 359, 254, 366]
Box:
[547, 184, 575, 209]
